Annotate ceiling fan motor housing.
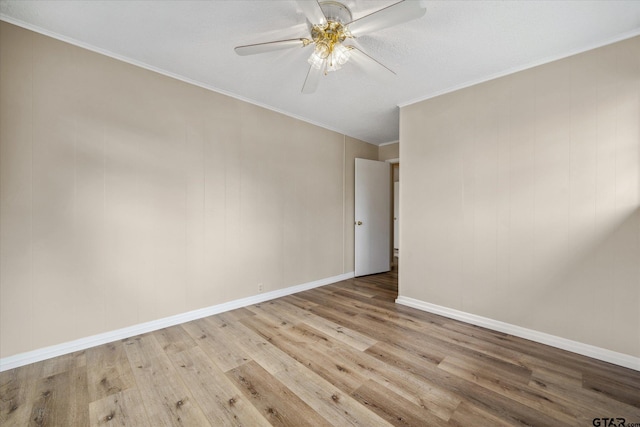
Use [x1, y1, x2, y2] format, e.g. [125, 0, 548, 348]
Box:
[318, 1, 352, 24]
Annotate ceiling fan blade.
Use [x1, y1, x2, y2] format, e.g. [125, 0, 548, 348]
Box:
[347, 46, 396, 81]
[297, 0, 327, 26]
[234, 38, 310, 56]
[346, 0, 426, 37]
[302, 64, 324, 94]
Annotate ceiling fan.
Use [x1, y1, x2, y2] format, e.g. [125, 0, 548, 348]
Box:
[234, 0, 426, 94]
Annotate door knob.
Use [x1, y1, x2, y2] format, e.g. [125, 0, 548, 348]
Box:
[356, 221, 363, 225]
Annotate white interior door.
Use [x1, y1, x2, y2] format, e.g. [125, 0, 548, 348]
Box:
[355, 158, 391, 277]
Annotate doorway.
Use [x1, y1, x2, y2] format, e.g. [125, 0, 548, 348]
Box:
[391, 162, 399, 269]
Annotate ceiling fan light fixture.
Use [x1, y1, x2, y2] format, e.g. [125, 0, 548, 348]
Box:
[326, 58, 341, 73]
[333, 43, 350, 65]
[309, 40, 350, 72]
[314, 40, 331, 58]
[308, 51, 326, 69]
[306, 3, 352, 74]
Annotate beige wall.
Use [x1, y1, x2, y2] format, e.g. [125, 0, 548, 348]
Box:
[400, 36, 640, 357]
[0, 22, 375, 358]
[378, 142, 399, 162]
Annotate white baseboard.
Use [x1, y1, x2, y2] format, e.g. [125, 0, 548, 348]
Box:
[395, 296, 640, 372]
[0, 272, 354, 372]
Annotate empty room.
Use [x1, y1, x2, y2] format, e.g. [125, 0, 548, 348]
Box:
[1, 1, 639, 425]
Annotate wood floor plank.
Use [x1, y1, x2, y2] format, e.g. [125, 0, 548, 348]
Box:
[222, 307, 257, 321]
[448, 401, 515, 427]
[88, 388, 150, 427]
[355, 308, 537, 387]
[331, 288, 401, 311]
[169, 346, 271, 426]
[280, 294, 318, 311]
[324, 284, 377, 299]
[180, 317, 251, 372]
[211, 313, 300, 375]
[445, 317, 639, 384]
[350, 379, 449, 427]
[354, 302, 529, 368]
[244, 302, 300, 330]
[302, 307, 428, 363]
[240, 315, 367, 394]
[437, 355, 583, 425]
[582, 371, 640, 408]
[350, 316, 446, 367]
[327, 345, 461, 422]
[528, 370, 640, 420]
[300, 288, 362, 318]
[250, 298, 376, 353]
[85, 340, 136, 403]
[226, 360, 333, 427]
[40, 350, 86, 378]
[366, 341, 567, 426]
[123, 334, 211, 426]
[519, 353, 584, 385]
[3, 268, 638, 426]
[0, 360, 43, 426]
[153, 325, 197, 355]
[29, 366, 89, 427]
[305, 300, 362, 328]
[272, 361, 394, 427]
[244, 310, 460, 422]
[266, 299, 378, 351]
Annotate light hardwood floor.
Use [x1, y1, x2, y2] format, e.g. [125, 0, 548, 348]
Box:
[1, 269, 639, 426]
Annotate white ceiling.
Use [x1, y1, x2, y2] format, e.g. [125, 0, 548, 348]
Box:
[1, 1, 639, 145]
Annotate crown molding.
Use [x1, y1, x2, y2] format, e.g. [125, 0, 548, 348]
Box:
[378, 140, 399, 147]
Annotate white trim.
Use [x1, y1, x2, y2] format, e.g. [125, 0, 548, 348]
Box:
[395, 296, 640, 372]
[0, 272, 354, 372]
[385, 158, 399, 164]
[0, 15, 365, 144]
[378, 140, 399, 147]
[398, 29, 640, 108]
